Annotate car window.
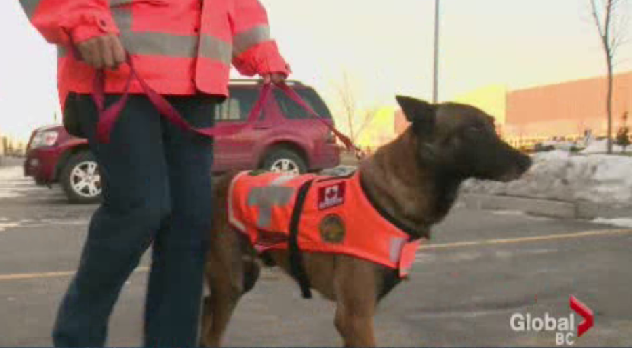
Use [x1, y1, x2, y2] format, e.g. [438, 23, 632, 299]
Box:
[273, 88, 333, 120]
[215, 88, 258, 122]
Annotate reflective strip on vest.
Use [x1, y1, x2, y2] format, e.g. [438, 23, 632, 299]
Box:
[20, 0, 40, 19]
[389, 237, 406, 263]
[246, 174, 296, 229]
[112, 6, 132, 29]
[56, 6, 270, 63]
[233, 25, 271, 56]
[58, 33, 231, 61]
[228, 172, 247, 232]
[200, 35, 233, 62]
[110, 0, 134, 6]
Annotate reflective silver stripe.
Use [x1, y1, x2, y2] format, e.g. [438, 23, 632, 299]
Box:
[57, 6, 233, 63]
[233, 25, 270, 56]
[228, 172, 248, 232]
[57, 46, 67, 59]
[113, 6, 198, 59]
[119, 32, 231, 61]
[112, 7, 132, 30]
[122, 32, 197, 58]
[199, 35, 233, 63]
[20, 0, 132, 20]
[389, 237, 406, 263]
[270, 175, 297, 187]
[109, 0, 134, 7]
[20, 0, 41, 19]
[58, 33, 230, 62]
[247, 175, 297, 229]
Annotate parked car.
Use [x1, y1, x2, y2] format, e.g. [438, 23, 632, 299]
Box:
[533, 139, 581, 153]
[24, 80, 341, 203]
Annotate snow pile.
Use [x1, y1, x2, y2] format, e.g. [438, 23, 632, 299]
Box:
[592, 218, 632, 228]
[0, 166, 22, 181]
[461, 151, 632, 206]
[581, 139, 631, 154]
[320, 165, 357, 177]
[0, 166, 34, 199]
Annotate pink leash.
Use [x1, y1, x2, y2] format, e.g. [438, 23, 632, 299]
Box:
[92, 54, 364, 159]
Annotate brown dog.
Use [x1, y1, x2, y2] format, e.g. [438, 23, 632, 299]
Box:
[199, 96, 532, 347]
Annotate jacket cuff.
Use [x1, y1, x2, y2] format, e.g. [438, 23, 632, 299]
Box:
[70, 15, 119, 44]
[249, 41, 291, 76]
[260, 61, 291, 76]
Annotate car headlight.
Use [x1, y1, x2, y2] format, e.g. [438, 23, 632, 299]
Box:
[30, 130, 59, 149]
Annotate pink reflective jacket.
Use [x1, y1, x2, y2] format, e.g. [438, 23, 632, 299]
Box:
[19, 0, 290, 105]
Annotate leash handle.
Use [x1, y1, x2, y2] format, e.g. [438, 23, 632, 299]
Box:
[91, 54, 363, 159]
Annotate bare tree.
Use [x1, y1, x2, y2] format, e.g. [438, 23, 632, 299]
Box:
[354, 108, 380, 142]
[336, 71, 357, 142]
[590, 0, 629, 154]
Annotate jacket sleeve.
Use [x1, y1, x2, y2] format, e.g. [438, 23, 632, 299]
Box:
[18, 0, 119, 46]
[229, 0, 290, 77]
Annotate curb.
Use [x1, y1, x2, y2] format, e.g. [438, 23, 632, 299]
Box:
[460, 193, 632, 220]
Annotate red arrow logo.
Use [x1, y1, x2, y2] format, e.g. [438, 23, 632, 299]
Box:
[570, 296, 594, 337]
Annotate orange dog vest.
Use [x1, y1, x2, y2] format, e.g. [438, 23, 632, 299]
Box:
[228, 170, 422, 278]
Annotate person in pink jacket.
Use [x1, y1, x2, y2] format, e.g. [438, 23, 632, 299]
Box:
[18, 0, 290, 346]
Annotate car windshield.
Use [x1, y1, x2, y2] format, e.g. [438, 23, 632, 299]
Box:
[273, 88, 333, 120]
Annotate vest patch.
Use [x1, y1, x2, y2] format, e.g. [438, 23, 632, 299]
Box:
[319, 214, 346, 244]
[318, 182, 346, 210]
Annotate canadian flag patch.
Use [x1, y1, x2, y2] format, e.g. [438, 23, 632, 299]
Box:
[318, 182, 346, 210]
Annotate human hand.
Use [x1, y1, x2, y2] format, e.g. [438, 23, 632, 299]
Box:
[261, 72, 287, 85]
[77, 33, 126, 70]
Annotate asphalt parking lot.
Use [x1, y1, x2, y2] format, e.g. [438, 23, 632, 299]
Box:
[0, 163, 631, 346]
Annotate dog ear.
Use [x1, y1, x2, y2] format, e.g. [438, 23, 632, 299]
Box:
[396, 95, 436, 134]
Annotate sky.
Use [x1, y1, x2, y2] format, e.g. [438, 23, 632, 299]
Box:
[1, 0, 631, 141]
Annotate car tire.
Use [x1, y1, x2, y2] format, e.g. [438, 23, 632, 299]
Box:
[261, 148, 307, 175]
[60, 151, 102, 204]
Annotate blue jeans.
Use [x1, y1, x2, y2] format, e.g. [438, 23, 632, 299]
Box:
[53, 94, 218, 347]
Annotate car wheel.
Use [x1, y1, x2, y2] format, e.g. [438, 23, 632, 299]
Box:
[61, 151, 102, 204]
[261, 148, 307, 175]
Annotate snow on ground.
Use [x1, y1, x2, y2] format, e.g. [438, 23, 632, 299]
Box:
[491, 210, 552, 221]
[320, 165, 357, 177]
[461, 150, 632, 207]
[0, 165, 22, 180]
[0, 222, 20, 232]
[581, 139, 632, 155]
[0, 165, 40, 199]
[592, 218, 632, 228]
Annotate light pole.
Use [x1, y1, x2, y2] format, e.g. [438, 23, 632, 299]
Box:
[433, 0, 440, 103]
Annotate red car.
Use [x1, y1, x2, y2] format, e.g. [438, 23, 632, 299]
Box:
[24, 80, 341, 203]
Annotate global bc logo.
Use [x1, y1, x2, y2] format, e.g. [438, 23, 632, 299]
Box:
[510, 296, 594, 346]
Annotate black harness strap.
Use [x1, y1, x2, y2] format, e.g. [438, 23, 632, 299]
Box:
[288, 179, 314, 299]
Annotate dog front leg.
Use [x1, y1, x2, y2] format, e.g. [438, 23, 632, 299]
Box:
[199, 229, 246, 347]
[333, 256, 378, 347]
[200, 286, 241, 347]
[335, 306, 376, 347]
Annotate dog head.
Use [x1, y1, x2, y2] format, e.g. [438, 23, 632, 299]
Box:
[396, 95, 531, 182]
